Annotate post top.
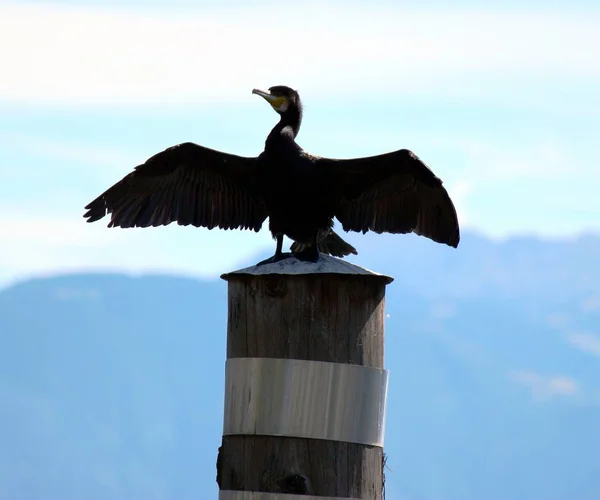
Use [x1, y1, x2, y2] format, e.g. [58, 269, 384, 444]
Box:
[221, 254, 394, 284]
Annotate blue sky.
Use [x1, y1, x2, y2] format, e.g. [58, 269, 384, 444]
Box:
[0, 0, 599, 286]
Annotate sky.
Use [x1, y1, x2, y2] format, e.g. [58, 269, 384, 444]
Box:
[0, 0, 599, 287]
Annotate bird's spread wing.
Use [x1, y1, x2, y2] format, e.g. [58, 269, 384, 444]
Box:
[83, 142, 268, 231]
[316, 149, 460, 247]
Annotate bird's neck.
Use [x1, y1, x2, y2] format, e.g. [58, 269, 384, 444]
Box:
[273, 106, 302, 139]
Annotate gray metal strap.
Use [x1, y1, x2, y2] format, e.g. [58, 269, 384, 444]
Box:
[223, 357, 389, 447]
[219, 492, 356, 500]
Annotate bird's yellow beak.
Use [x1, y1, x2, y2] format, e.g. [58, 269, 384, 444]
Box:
[252, 88, 287, 111]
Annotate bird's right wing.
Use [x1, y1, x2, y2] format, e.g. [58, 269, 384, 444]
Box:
[83, 142, 268, 231]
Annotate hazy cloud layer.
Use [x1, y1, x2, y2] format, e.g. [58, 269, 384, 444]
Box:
[0, 2, 598, 106]
[0, 1, 598, 284]
[509, 370, 580, 400]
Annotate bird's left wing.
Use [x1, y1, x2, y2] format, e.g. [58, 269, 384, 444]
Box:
[83, 142, 268, 231]
[314, 149, 460, 247]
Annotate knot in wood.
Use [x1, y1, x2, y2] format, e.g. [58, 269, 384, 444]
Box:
[262, 277, 287, 298]
[279, 473, 309, 494]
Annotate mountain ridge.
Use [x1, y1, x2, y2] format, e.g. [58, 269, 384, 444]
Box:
[1, 230, 599, 499]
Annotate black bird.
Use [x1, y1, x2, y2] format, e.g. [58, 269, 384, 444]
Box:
[83, 85, 460, 264]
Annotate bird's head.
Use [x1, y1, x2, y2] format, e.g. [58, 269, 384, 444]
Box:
[252, 86, 300, 114]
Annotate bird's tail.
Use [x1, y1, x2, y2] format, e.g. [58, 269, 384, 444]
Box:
[290, 231, 358, 258]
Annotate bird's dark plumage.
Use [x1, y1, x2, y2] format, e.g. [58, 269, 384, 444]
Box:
[317, 149, 460, 248]
[84, 143, 268, 231]
[84, 85, 460, 263]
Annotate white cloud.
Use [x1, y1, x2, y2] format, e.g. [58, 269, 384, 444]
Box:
[0, 132, 141, 171]
[566, 332, 600, 358]
[0, 213, 117, 249]
[546, 312, 570, 329]
[0, 209, 275, 289]
[446, 140, 575, 181]
[430, 301, 457, 319]
[581, 295, 600, 313]
[0, 212, 118, 285]
[447, 180, 472, 228]
[0, 2, 598, 106]
[509, 370, 580, 400]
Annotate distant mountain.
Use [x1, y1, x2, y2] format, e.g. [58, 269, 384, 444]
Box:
[1, 231, 599, 500]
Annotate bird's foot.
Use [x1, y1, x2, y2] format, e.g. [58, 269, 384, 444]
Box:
[255, 252, 293, 266]
[292, 247, 320, 263]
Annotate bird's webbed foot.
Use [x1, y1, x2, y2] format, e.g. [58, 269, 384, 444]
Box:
[292, 246, 320, 263]
[255, 252, 293, 266]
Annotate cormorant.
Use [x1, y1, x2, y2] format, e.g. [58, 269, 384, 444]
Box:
[83, 85, 460, 264]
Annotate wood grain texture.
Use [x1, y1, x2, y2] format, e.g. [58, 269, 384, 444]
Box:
[217, 274, 388, 498]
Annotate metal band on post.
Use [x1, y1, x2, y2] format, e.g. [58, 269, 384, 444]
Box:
[219, 492, 357, 500]
[223, 357, 389, 447]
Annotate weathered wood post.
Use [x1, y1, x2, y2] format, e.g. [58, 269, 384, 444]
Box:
[216, 255, 393, 499]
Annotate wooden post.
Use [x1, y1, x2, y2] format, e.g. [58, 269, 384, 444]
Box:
[216, 255, 393, 499]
